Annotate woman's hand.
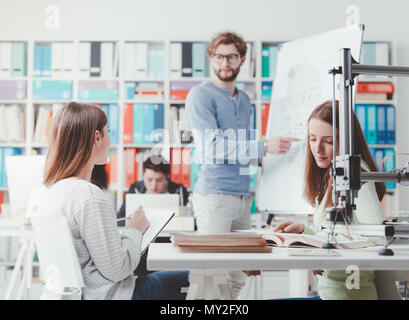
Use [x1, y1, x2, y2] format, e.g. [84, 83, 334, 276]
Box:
[127, 206, 150, 234]
[273, 220, 305, 234]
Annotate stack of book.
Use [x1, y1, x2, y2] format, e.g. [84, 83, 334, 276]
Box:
[125, 81, 164, 100]
[170, 232, 272, 253]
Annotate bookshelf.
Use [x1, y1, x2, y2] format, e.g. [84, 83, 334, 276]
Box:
[0, 39, 400, 216]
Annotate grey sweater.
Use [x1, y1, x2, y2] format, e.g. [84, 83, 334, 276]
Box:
[37, 178, 142, 300]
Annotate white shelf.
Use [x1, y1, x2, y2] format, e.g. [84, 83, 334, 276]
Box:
[355, 100, 396, 105]
[124, 99, 164, 104]
[0, 100, 27, 104]
[368, 144, 396, 149]
[0, 143, 26, 147]
[32, 100, 70, 104]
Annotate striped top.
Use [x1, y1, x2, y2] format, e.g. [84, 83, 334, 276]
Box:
[37, 178, 142, 300]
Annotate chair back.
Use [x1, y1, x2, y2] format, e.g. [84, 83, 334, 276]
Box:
[30, 214, 84, 298]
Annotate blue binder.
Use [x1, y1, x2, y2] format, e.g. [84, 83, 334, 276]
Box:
[192, 42, 206, 78]
[133, 103, 144, 144]
[143, 104, 155, 144]
[362, 43, 376, 65]
[261, 81, 273, 101]
[153, 103, 164, 143]
[269, 46, 279, 78]
[11, 42, 26, 77]
[100, 104, 109, 116]
[376, 105, 386, 144]
[190, 148, 201, 190]
[1, 148, 22, 187]
[108, 104, 119, 144]
[369, 148, 376, 165]
[366, 105, 377, 145]
[42, 44, 52, 77]
[383, 148, 396, 189]
[386, 105, 395, 144]
[125, 82, 135, 100]
[249, 104, 256, 140]
[355, 105, 366, 140]
[374, 149, 384, 172]
[33, 45, 43, 77]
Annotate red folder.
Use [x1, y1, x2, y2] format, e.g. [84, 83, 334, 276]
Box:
[181, 148, 191, 188]
[123, 103, 133, 144]
[261, 103, 270, 137]
[0, 192, 4, 214]
[171, 148, 182, 184]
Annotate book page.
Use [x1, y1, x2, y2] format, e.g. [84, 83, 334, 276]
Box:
[141, 209, 175, 254]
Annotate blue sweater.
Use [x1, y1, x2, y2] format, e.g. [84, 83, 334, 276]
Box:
[185, 80, 265, 195]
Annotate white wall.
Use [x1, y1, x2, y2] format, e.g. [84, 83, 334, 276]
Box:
[1, 0, 409, 210]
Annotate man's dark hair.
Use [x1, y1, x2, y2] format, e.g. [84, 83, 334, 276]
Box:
[143, 155, 170, 176]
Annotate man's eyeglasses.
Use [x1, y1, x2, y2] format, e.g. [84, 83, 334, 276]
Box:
[210, 53, 240, 65]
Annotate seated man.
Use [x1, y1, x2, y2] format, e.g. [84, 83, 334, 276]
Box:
[117, 155, 191, 225]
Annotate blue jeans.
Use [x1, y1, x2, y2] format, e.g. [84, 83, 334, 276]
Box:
[132, 271, 189, 300]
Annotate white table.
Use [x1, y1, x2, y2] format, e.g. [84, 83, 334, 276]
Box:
[147, 243, 409, 299]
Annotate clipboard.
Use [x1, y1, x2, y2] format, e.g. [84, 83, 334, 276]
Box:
[141, 209, 175, 255]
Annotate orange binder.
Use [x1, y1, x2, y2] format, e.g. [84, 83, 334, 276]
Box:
[181, 148, 191, 188]
[0, 192, 4, 214]
[105, 162, 111, 184]
[123, 103, 133, 144]
[109, 154, 118, 185]
[170, 148, 182, 184]
[125, 148, 136, 188]
[44, 110, 53, 139]
[261, 103, 270, 137]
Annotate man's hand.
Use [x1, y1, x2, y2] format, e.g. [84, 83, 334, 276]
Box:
[264, 137, 300, 155]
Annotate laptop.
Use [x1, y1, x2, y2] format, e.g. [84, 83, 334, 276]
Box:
[5, 155, 46, 218]
[125, 193, 180, 217]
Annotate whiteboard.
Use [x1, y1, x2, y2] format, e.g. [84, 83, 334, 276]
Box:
[257, 26, 364, 213]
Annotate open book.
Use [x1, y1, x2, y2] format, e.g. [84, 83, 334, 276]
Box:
[240, 229, 375, 249]
[170, 232, 272, 253]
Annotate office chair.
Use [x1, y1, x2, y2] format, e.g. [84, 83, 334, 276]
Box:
[30, 215, 84, 300]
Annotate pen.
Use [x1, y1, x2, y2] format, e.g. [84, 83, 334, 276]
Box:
[117, 217, 131, 222]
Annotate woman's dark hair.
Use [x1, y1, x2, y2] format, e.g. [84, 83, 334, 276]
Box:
[304, 100, 386, 208]
[91, 164, 108, 190]
[44, 102, 107, 185]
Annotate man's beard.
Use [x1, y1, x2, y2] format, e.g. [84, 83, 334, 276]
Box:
[214, 66, 240, 82]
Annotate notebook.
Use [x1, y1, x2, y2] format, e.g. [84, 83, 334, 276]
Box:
[140, 209, 175, 254]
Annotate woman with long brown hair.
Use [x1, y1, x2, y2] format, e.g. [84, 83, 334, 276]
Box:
[273, 100, 404, 300]
[38, 102, 189, 300]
